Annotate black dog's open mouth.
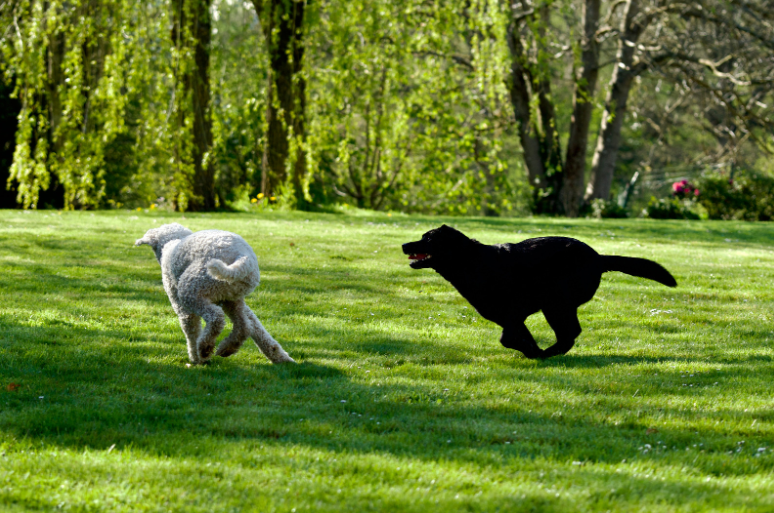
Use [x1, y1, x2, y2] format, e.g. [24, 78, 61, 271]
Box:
[408, 253, 432, 264]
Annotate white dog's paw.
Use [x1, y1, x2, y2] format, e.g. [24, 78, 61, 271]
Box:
[267, 345, 296, 364]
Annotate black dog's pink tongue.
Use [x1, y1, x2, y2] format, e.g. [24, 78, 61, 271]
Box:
[409, 254, 427, 260]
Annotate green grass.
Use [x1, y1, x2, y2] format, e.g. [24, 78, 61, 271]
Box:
[0, 210, 773, 512]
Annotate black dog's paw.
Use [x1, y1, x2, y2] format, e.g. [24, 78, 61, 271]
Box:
[522, 350, 549, 360]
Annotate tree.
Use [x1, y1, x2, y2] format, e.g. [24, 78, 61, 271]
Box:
[584, 0, 653, 203]
[588, 0, 774, 204]
[305, 0, 521, 214]
[558, 0, 600, 216]
[505, 0, 609, 215]
[251, 0, 307, 207]
[1, 0, 134, 209]
[0, 78, 21, 208]
[170, 0, 216, 211]
[504, 0, 773, 216]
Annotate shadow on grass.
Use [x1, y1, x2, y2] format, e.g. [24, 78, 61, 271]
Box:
[1, 316, 770, 459]
[536, 354, 695, 368]
[2, 314, 774, 511]
[2, 213, 773, 509]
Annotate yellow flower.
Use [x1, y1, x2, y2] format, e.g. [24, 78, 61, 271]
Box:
[136, 207, 142, 211]
[387, 213, 392, 217]
[251, 198, 258, 203]
[257, 193, 264, 199]
[270, 196, 276, 201]
[150, 204, 157, 210]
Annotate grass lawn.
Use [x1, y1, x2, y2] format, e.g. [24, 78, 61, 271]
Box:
[0, 209, 773, 512]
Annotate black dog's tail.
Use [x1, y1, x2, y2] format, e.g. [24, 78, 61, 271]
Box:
[599, 255, 677, 287]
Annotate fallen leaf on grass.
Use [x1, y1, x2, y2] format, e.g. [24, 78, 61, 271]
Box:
[646, 428, 659, 435]
[7, 383, 20, 392]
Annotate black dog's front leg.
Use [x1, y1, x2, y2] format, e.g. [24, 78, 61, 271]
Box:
[500, 323, 546, 359]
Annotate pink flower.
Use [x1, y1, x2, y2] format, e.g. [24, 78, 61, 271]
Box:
[672, 179, 698, 199]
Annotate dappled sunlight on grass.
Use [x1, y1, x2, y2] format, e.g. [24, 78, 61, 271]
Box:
[0, 210, 773, 511]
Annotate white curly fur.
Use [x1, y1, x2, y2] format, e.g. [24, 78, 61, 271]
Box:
[135, 223, 295, 365]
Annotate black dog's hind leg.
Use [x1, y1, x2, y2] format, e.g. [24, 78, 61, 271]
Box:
[542, 306, 582, 357]
[500, 323, 545, 359]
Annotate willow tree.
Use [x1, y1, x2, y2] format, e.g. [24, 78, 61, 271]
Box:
[0, 0, 132, 209]
[305, 0, 522, 215]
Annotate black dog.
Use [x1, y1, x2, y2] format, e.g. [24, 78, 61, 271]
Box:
[402, 225, 677, 359]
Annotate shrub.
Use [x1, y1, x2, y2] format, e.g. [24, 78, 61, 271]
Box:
[696, 173, 774, 221]
[642, 197, 700, 220]
[672, 179, 700, 199]
[589, 198, 629, 219]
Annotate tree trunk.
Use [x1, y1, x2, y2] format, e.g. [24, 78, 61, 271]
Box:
[0, 79, 22, 208]
[585, 0, 648, 202]
[533, 3, 563, 213]
[558, 0, 600, 217]
[505, 21, 547, 191]
[252, 0, 307, 207]
[171, 0, 216, 211]
[189, 0, 215, 210]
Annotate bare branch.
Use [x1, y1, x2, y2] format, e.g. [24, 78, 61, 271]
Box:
[698, 56, 751, 86]
[510, 8, 535, 24]
[602, 0, 627, 27]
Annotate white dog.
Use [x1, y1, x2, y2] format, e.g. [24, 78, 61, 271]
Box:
[135, 223, 294, 364]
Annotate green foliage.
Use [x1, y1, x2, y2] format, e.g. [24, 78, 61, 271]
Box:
[1, 0, 136, 209]
[697, 173, 774, 221]
[2, 0, 772, 217]
[209, 2, 267, 206]
[1, 211, 774, 510]
[643, 197, 700, 220]
[589, 198, 628, 219]
[642, 196, 700, 220]
[306, 0, 520, 215]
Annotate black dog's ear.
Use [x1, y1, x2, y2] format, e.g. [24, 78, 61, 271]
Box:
[438, 224, 463, 236]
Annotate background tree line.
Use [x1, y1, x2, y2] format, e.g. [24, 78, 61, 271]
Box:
[0, 0, 772, 216]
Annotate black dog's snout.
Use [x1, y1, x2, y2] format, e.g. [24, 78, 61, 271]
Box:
[402, 240, 423, 254]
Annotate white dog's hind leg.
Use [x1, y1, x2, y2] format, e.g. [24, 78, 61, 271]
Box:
[245, 308, 295, 363]
[215, 300, 251, 358]
[185, 300, 226, 363]
[178, 313, 202, 364]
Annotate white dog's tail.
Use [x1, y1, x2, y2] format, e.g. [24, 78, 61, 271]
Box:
[206, 256, 256, 282]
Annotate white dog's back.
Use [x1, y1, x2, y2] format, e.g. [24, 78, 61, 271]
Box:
[137, 224, 294, 364]
[163, 230, 260, 303]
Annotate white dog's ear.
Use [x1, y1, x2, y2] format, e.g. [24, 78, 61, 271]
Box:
[135, 235, 153, 247]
